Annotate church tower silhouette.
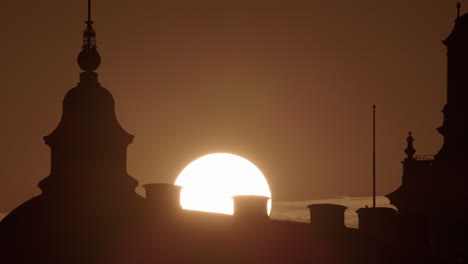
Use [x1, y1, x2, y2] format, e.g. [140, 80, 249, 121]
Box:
[0, 1, 145, 262]
[39, 0, 139, 202]
[386, 3, 468, 262]
[435, 3, 468, 160]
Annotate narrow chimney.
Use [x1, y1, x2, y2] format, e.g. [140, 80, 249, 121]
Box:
[307, 204, 347, 231]
[144, 183, 182, 215]
[232, 195, 270, 221]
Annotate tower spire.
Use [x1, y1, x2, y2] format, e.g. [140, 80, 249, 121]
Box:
[457, 2, 461, 19]
[83, 0, 96, 50]
[88, 0, 92, 23]
[77, 0, 101, 72]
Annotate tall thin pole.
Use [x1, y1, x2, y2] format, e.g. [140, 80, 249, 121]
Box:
[88, 0, 91, 22]
[373, 105, 376, 208]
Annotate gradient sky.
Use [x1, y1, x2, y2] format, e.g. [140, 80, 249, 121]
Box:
[1, 0, 460, 213]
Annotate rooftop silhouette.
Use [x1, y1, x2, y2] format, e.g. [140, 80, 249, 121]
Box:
[1, 1, 468, 264]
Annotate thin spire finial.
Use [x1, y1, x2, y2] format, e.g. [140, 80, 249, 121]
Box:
[82, 0, 96, 50]
[88, 0, 92, 23]
[457, 2, 461, 19]
[405, 131, 416, 158]
[78, 0, 101, 72]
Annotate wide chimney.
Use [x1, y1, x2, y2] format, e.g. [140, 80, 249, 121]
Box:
[232, 195, 270, 221]
[356, 207, 398, 234]
[308, 204, 347, 231]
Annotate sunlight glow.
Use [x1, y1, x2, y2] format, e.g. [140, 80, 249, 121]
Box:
[175, 153, 271, 215]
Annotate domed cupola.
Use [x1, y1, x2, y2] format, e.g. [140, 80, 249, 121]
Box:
[0, 2, 145, 262]
[40, 0, 137, 194]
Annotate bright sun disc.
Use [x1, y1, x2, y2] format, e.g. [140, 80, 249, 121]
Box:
[175, 153, 271, 215]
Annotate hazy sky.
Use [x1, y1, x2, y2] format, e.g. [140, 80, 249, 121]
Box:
[0, 0, 460, 213]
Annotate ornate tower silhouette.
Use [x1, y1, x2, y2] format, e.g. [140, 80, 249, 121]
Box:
[38, 0, 138, 198]
[437, 2, 468, 160]
[388, 3, 468, 212]
[0, 1, 145, 262]
[386, 4, 468, 262]
[404, 132, 415, 159]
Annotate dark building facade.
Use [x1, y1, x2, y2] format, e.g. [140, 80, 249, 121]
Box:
[387, 5, 468, 263]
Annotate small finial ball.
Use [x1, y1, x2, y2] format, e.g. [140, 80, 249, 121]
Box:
[78, 48, 101, 72]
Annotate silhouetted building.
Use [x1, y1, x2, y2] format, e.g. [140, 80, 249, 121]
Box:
[0, 3, 367, 262]
[387, 4, 468, 263]
[1, 2, 467, 264]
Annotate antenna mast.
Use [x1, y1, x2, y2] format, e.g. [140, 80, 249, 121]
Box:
[372, 105, 376, 208]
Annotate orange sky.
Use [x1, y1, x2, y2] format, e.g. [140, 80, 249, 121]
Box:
[0, 0, 459, 213]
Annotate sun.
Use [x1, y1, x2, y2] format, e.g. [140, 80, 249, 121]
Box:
[175, 153, 272, 215]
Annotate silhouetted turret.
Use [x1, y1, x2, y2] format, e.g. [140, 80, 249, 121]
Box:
[404, 132, 416, 159]
[39, 6, 137, 196]
[386, 132, 424, 216]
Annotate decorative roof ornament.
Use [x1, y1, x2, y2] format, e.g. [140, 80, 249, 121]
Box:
[404, 131, 416, 158]
[77, 0, 101, 72]
[457, 2, 461, 20]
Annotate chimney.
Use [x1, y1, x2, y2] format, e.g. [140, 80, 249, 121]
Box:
[356, 207, 398, 234]
[232, 195, 270, 221]
[144, 183, 182, 215]
[307, 204, 347, 231]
